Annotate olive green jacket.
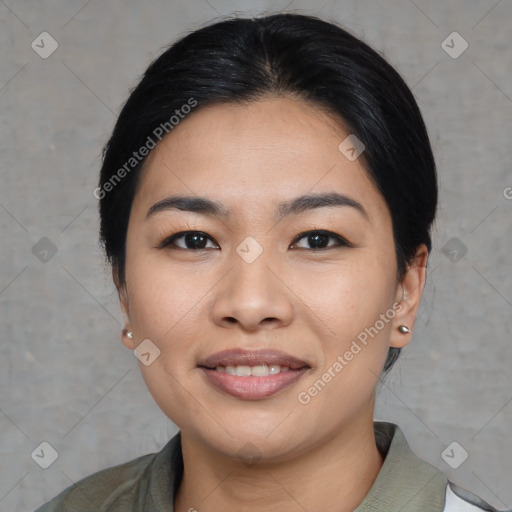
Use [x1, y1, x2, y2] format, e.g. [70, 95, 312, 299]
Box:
[35, 422, 507, 511]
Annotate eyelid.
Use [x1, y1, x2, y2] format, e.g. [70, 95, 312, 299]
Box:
[156, 229, 352, 250]
[290, 230, 353, 249]
[156, 231, 220, 250]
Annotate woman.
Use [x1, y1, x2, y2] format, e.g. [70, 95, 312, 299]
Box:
[36, 13, 508, 512]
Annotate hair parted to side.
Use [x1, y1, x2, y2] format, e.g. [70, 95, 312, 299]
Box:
[98, 13, 438, 374]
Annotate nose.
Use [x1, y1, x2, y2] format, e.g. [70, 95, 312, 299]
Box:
[210, 251, 294, 332]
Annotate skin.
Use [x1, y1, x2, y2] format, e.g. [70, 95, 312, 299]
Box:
[117, 96, 429, 512]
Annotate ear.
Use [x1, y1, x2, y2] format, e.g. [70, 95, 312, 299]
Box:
[389, 243, 429, 349]
[113, 266, 135, 350]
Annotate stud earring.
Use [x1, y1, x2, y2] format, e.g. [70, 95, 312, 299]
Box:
[398, 325, 410, 334]
[123, 329, 133, 339]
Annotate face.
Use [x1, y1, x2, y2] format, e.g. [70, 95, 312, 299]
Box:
[119, 97, 425, 462]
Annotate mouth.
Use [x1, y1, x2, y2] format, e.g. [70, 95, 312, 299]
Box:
[197, 348, 311, 400]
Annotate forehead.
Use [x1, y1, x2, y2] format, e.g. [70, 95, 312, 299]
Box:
[132, 97, 391, 226]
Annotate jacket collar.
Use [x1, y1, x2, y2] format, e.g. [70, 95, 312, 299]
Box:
[355, 422, 447, 511]
[145, 421, 447, 511]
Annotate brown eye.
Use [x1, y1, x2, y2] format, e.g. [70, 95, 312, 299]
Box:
[158, 231, 219, 250]
[291, 230, 351, 250]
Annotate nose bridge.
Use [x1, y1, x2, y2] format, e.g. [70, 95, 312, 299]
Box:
[230, 240, 279, 305]
[210, 238, 293, 329]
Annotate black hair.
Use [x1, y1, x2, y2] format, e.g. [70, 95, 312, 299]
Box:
[98, 13, 437, 373]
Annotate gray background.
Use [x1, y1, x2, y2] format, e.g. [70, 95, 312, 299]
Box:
[1, 1, 511, 510]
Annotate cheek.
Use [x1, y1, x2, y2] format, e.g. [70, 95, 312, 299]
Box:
[290, 252, 394, 336]
[123, 253, 207, 425]
[126, 241, 201, 325]
[293, 263, 394, 422]
[292, 256, 396, 405]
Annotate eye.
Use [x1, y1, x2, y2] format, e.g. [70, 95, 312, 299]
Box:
[290, 230, 351, 250]
[157, 231, 219, 250]
[157, 229, 351, 251]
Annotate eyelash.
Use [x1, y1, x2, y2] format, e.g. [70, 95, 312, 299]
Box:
[156, 230, 352, 251]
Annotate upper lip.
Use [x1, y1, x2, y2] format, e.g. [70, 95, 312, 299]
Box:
[198, 349, 310, 370]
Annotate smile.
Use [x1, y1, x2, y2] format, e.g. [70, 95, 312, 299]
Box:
[197, 348, 311, 400]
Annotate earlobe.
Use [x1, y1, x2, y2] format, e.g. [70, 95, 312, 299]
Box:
[112, 267, 134, 350]
[389, 244, 429, 349]
[121, 328, 135, 350]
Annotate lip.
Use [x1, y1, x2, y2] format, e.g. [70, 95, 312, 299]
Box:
[199, 367, 310, 400]
[197, 348, 311, 400]
[197, 348, 310, 370]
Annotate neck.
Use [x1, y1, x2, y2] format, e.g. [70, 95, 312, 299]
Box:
[174, 411, 383, 512]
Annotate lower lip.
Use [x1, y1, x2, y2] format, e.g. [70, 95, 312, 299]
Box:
[199, 367, 309, 400]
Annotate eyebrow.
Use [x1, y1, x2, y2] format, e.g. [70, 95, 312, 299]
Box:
[146, 192, 369, 222]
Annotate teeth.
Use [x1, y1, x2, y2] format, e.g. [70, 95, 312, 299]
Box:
[224, 366, 236, 375]
[214, 364, 292, 376]
[268, 364, 281, 375]
[252, 364, 270, 377]
[235, 365, 252, 377]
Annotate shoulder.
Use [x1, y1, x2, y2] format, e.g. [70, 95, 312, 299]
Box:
[444, 481, 510, 512]
[370, 422, 510, 512]
[34, 451, 158, 512]
[35, 432, 183, 512]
